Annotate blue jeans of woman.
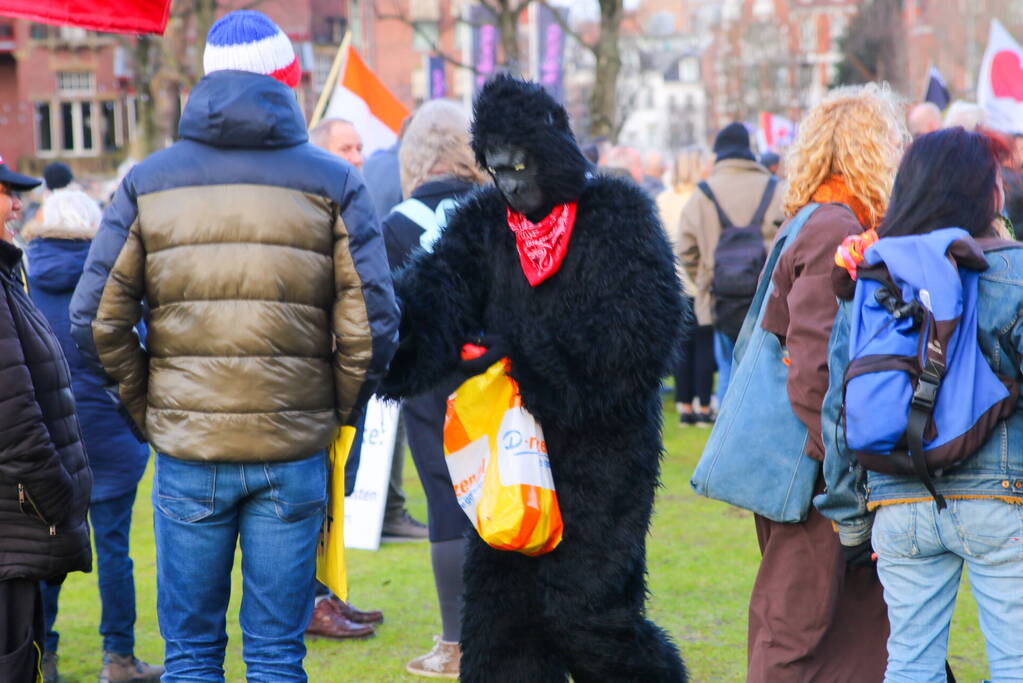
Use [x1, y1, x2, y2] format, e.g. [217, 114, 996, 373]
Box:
[713, 329, 735, 405]
[40, 488, 138, 655]
[873, 499, 1023, 683]
[153, 451, 325, 683]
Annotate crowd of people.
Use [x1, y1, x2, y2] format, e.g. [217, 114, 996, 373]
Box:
[3, 7, 1023, 683]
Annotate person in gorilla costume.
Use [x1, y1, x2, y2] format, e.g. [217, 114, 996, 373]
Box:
[381, 75, 688, 682]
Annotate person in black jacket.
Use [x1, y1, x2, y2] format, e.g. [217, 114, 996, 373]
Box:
[382, 76, 688, 683]
[381, 99, 487, 680]
[0, 161, 92, 682]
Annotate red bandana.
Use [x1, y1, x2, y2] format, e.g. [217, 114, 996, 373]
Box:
[506, 203, 577, 287]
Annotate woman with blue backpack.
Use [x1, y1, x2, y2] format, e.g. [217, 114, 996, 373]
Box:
[821, 127, 1023, 682]
[745, 84, 903, 681]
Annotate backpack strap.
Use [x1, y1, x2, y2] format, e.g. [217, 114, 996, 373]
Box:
[697, 181, 734, 229]
[393, 197, 455, 254]
[749, 177, 778, 229]
[907, 309, 948, 511]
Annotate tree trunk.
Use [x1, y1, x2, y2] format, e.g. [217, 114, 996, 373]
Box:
[586, 0, 623, 141]
[193, 0, 218, 84]
[130, 36, 160, 158]
[497, 0, 521, 74]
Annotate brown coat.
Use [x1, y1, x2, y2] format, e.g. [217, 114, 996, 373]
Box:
[761, 203, 863, 461]
[677, 159, 786, 326]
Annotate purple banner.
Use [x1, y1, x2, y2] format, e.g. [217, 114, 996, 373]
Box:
[428, 56, 447, 99]
[536, 4, 567, 103]
[470, 4, 498, 93]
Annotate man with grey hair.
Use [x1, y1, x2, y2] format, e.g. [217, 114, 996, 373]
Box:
[908, 102, 942, 139]
[310, 118, 365, 170]
[642, 150, 667, 195]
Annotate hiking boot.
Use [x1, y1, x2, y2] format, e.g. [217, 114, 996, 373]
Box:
[305, 599, 374, 640]
[100, 652, 163, 683]
[41, 651, 58, 683]
[381, 511, 429, 540]
[406, 636, 460, 679]
[328, 596, 384, 624]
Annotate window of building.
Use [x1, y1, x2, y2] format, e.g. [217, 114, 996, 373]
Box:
[101, 100, 118, 152]
[60, 102, 74, 152]
[56, 101, 99, 155]
[800, 18, 816, 51]
[57, 71, 95, 94]
[81, 102, 93, 150]
[411, 21, 438, 53]
[0, 24, 13, 39]
[315, 16, 346, 44]
[29, 23, 50, 40]
[34, 103, 52, 153]
[680, 57, 699, 83]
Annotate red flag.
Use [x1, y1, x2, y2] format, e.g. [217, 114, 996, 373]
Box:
[0, 0, 172, 35]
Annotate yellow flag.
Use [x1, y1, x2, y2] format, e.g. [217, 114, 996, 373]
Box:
[316, 425, 357, 599]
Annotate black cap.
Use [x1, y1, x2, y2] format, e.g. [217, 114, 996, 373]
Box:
[759, 151, 781, 169]
[713, 122, 755, 163]
[0, 155, 41, 192]
[43, 162, 73, 191]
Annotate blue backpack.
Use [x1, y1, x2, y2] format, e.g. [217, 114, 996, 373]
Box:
[843, 228, 1018, 509]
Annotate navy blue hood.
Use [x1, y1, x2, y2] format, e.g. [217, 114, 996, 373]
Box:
[179, 70, 308, 149]
[26, 238, 90, 294]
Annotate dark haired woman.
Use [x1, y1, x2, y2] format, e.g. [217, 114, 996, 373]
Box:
[822, 127, 1023, 681]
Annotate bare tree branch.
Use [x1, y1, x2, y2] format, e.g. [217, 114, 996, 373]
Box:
[537, 0, 596, 55]
[374, 6, 481, 75]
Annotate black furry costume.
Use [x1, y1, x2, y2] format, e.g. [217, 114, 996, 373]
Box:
[382, 76, 689, 682]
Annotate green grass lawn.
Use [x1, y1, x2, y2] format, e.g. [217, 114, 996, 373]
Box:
[51, 398, 988, 681]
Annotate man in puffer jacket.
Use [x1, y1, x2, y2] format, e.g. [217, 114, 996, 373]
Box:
[69, 11, 399, 680]
[0, 161, 92, 681]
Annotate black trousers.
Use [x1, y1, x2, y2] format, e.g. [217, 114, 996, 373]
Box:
[0, 578, 44, 683]
[675, 324, 715, 406]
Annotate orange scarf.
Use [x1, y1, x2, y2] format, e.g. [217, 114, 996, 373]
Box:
[811, 176, 875, 229]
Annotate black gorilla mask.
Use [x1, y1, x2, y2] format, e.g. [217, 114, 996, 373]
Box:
[484, 144, 548, 220]
[471, 75, 592, 222]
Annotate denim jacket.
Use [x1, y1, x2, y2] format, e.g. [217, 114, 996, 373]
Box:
[817, 241, 1023, 546]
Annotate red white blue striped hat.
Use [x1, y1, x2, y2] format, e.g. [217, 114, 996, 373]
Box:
[203, 10, 300, 88]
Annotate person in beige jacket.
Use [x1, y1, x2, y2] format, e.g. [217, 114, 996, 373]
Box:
[657, 147, 716, 426]
[677, 123, 784, 404]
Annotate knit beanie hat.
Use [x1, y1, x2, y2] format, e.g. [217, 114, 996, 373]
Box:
[713, 122, 756, 163]
[43, 162, 73, 191]
[203, 10, 300, 88]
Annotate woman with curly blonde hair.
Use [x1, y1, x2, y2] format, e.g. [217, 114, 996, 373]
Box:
[749, 83, 905, 682]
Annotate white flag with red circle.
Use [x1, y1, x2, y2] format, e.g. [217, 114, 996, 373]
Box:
[978, 19, 1023, 134]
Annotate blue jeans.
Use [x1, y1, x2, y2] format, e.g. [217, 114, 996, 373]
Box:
[713, 329, 735, 404]
[40, 488, 138, 655]
[153, 452, 326, 682]
[873, 499, 1023, 682]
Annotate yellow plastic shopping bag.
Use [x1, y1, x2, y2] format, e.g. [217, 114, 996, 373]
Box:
[443, 357, 562, 556]
[316, 425, 356, 600]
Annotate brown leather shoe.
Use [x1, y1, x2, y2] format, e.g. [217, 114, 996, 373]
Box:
[328, 596, 384, 624]
[305, 599, 374, 639]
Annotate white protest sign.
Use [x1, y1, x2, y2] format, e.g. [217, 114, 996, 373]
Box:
[343, 397, 400, 551]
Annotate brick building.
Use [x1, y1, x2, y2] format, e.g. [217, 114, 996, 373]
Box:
[0, 0, 472, 175]
[699, 0, 859, 139]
